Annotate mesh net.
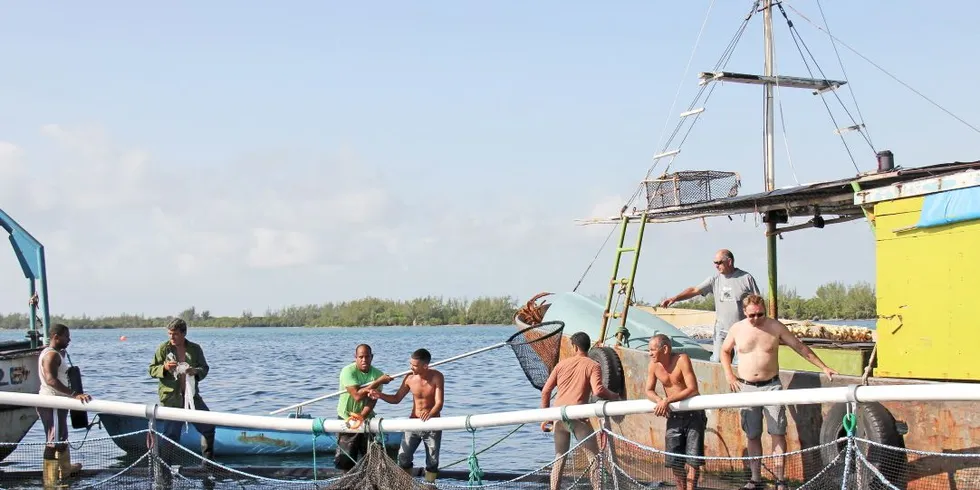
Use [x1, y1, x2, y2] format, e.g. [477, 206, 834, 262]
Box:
[644, 170, 740, 210]
[506, 321, 564, 391]
[2, 411, 980, 489]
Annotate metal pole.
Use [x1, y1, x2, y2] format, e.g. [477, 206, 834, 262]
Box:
[763, 0, 779, 318]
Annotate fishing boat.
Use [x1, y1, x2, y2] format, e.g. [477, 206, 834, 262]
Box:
[516, 1, 980, 488]
[97, 413, 403, 457]
[0, 207, 51, 463]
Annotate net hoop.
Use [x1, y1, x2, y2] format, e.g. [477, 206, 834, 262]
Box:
[345, 413, 364, 430]
[506, 320, 565, 347]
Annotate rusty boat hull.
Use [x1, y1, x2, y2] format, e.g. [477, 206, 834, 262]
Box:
[517, 292, 979, 489]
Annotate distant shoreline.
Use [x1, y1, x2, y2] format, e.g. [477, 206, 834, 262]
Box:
[0, 323, 508, 331]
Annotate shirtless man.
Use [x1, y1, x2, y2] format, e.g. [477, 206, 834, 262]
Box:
[540, 332, 620, 490]
[369, 348, 445, 483]
[645, 334, 703, 490]
[721, 294, 838, 490]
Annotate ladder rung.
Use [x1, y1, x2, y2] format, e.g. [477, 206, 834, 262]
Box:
[653, 149, 680, 160]
[617, 247, 636, 253]
[834, 124, 864, 135]
[680, 108, 705, 118]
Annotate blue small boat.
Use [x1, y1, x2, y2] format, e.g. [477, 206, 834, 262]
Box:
[98, 413, 402, 457]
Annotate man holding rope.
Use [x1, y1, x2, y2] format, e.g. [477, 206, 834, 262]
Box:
[335, 344, 393, 472]
[369, 348, 445, 483]
[540, 332, 620, 490]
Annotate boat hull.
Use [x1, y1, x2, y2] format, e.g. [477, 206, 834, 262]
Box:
[0, 344, 42, 463]
[98, 413, 403, 457]
[523, 292, 980, 489]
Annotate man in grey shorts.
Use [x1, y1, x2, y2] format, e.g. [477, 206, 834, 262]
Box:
[721, 295, 837, 490]
[660, 249, 760, 362]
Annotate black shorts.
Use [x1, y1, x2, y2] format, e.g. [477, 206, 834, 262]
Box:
[335, 432, 370, 471]
[664, 410, 707, 469]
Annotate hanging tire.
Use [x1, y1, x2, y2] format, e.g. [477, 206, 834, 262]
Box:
[588, 346, 627, 401]
[819, 402, 908, 489]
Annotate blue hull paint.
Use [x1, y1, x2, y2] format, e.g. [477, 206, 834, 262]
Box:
[541, 292, 711, 359]
[99, 413, 402, 457]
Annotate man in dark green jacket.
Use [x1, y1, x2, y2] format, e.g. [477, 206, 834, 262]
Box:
[148, 318, 216, 462]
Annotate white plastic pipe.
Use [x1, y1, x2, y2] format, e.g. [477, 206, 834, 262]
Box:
[4, 383, 979, 434]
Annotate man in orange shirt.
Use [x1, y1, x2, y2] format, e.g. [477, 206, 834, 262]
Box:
[540, 332, 620, 490]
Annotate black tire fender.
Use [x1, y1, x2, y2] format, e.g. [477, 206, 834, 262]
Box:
[820, 402, 908, 489]
[588, 346, 627, 401]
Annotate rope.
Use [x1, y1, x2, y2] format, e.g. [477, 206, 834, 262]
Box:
[839, 405, 857, 489]
[654, 0, 716, 153]
[775, 3, 866, 174]
[440, 423, 525, 470]
[785, 3, 980, 136]
[311, 417, 327, 481]
[815, 0, 875, 149]
[464, 415, 484, 487]
[374, 417, 386, 446]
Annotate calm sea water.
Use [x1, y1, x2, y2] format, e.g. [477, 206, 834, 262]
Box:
[2, 325, 557, 473]
[0, 320, 879, 476]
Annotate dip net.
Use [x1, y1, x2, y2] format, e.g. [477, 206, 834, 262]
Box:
[506, 321, 564, 391]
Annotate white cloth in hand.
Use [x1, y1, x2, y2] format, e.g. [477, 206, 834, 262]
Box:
[173, 362, 197, 432]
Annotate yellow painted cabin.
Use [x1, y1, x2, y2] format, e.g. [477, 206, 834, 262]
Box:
[857, 169, 980, 381]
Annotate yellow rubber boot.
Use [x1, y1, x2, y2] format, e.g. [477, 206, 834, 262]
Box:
[56, 447, 82, 477]
[425, 470, 438, 483]
[42, 457, 67, 489]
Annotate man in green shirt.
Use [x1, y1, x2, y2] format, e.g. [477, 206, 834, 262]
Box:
[335, 344, 393, 471]
[148, 318, 216, 464]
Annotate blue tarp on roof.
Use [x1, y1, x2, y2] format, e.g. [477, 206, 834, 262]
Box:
[915, 186, 980, 228]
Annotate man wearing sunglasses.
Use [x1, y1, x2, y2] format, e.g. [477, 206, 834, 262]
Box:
[720, 294, 837, 490]
[660, 249, 759, 362]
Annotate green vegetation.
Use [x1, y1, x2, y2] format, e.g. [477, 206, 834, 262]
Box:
[0, 296, 518, 330]
[0, 280, 877, 330]
[672, 281, 877, 320]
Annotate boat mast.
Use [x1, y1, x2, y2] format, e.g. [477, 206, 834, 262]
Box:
[696, 2, 847, 319]
[763, 0, 779, 318]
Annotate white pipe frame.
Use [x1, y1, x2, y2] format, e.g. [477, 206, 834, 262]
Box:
[2, 383, 977, 434]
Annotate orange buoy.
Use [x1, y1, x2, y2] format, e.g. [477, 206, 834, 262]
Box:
[119, 336, 127, 341]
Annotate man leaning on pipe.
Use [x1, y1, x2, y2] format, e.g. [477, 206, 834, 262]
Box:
[37, 322, 92, 484]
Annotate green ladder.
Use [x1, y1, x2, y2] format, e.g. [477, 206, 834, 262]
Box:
[597, 212, 648, 348]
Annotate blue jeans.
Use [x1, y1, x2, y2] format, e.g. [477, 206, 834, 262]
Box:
[710, 329, 738, 365]
[159, 396, 216, 459]
[397, 430, 442, 472]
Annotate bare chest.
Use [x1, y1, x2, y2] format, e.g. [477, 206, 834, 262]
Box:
[735, 328, 780, 353]
[654, 364, 684, 387]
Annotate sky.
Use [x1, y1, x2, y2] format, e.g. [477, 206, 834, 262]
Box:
[0, 1, 977, 318]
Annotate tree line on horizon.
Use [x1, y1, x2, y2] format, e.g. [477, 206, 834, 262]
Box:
[0, 281, 877, 330]
[665, 281, 877, 320]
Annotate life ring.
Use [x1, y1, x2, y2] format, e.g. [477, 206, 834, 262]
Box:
[819, 402, 908, 489]
[588, 346, 627, 401]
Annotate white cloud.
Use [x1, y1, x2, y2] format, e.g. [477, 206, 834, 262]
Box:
[0, 122, 877, 318]
[247, 228, 317, 269]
